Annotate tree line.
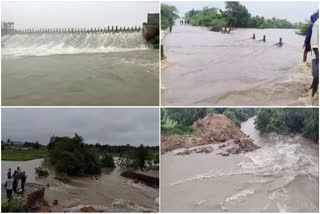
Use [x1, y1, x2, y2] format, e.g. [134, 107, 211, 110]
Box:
[162, 108, 318, 143]
[47, 134, 159, 176]
[161, 1, 317, 35]
[161, 108, 256, 135]
[185, 2, 301, 30]
[255, 108, 318, 142]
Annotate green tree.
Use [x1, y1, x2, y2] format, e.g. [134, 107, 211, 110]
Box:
[224, 110, 241, 127]
[225, 1, 251, 27]
[161, 4, 179, 31]
[48, 134, 102, 176]
[101, 153, 115, 168]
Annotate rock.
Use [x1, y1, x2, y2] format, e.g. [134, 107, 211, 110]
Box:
[219, 151, 230, 156]
[80, 206, 97, 212]
[35, 167, 49, 177]
[53, 200, 58, 205]
[218, 144, 226, 149]
[239, 138, 260, 151]
[203, 147, 213, 153]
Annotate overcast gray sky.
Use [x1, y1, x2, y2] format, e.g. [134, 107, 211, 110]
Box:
[164, 1, 319, 23]
[2, 1, 159, 29]
[2, 108, 159, 146]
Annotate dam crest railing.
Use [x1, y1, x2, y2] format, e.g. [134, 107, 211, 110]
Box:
[2, 26, 142, 35]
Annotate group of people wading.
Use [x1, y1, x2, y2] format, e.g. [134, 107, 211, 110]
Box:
[179, 19, 190, 25]
[4, 167, 27, 201]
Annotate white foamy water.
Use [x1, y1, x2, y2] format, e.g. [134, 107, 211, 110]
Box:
[2, 32, 148, 57]
[161, 117, 319, 212]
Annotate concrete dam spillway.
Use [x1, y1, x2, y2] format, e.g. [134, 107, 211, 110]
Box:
[2, 28, 149, 57]
[2, 24, 159, 106]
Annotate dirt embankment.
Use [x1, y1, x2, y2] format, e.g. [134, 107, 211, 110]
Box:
[161, 114, 259, 155]
[121, 170, 159, 188]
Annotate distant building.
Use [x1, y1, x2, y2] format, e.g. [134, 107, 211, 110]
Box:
[147, 13, 159, 25]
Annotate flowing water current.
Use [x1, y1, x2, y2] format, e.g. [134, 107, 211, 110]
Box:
[162, 26, 318, 106]
[2, 159, 159, 212]
[161, 117, 319, 212]
[2, 32, 159, 105]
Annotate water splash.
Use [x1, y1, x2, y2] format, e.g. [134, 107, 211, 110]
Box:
[2, 32, 148, 57]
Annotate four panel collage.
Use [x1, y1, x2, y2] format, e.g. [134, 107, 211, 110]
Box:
[1, 0, 319, 213]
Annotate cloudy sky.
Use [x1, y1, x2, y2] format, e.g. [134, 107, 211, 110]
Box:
[2, 1, 159, 29]
[2, 108, 159, 146]
[164, 1, 319, 23]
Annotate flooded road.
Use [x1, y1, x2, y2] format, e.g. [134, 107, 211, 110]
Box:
[161, 117, 319, 212]
[162, 26, 317, 106]
[2, 159, 159, 212]
[2, 32, 159, 106]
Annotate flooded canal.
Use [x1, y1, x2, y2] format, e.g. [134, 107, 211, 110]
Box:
[161, 117, 319, 212]
[2, 159, 159, 212]
[162, 26, 317, 106]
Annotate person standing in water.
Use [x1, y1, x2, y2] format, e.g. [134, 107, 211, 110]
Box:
[310, 18, 319, 97]
[7, 168, 11, 178]
[303, 13, 318, 62]
[4, 175, 14, 201]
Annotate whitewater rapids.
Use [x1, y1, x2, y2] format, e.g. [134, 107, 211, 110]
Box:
[2, 32, 148, 57]
[161, 117, 319, 212]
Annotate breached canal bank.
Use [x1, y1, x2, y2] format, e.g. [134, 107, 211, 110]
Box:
[1, 183, 50, 212]
[161, 117, 319, 212]
[2, 159, 159, 212]
[121, 170, 159, 188]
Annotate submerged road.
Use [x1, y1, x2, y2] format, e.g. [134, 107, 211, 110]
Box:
[161, 26, 317, 106]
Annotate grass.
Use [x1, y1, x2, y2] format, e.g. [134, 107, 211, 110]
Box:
[2, 148, 48, 161]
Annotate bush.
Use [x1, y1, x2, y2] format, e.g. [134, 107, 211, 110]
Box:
[35, 167, 49, 177]
[47, 134, 102, 176]
[101, 153, 115, 168]
[150, 36, 159, 49]
[255, 109, 318, 142]
[2, 199, 26, 212]
[298, 23, 309, 35]
[224, 110, 241, 127]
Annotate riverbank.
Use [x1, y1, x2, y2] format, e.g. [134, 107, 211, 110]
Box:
[161, 26, 318, 106]
[2, 149, 48, 161]
[161, 117, 319, 212]
[121, 170, 159, 188]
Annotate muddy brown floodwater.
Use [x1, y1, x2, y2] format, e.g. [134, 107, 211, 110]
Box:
[2, 159, 159, 212]
[162, 26, 318, 106]
[161, 117, 319, 212]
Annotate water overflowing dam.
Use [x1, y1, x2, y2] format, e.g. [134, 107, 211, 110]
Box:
[2, 28, 159, 106]
[2, 30, 148, 57]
